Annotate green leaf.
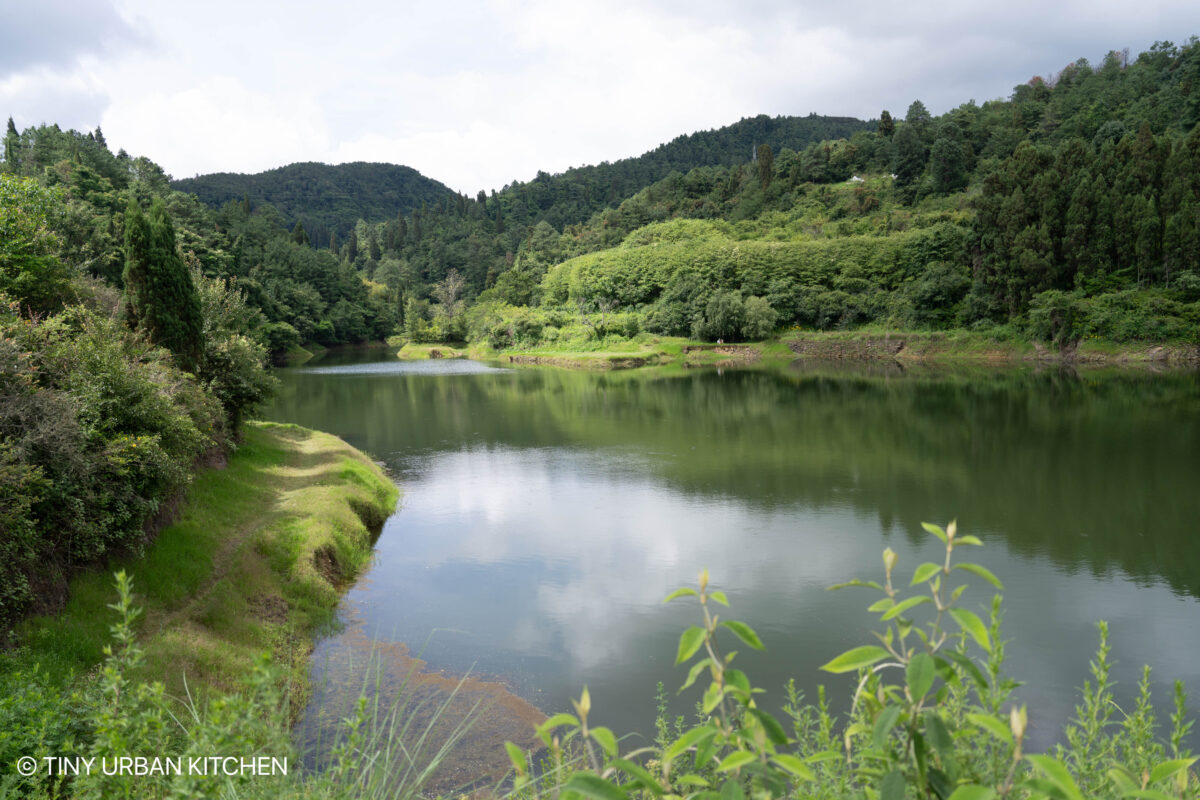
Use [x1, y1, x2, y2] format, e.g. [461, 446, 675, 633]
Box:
[1107, 766, 1137, 793]
[821, 645, 891, 673]
[947, 786, 996, 800]
[907, 652, 936, 699]
[868, 598, 895, 613]
[719, 778, 745, 800]
[925, 711, 955, 763]
[563, 773, 629, 800]
[910, 562, 943, 585]
[966, 713, 1013, 745]
[1149, 757, 1197, 785]
[720, 620, 765, 650]
[880, 769, 907, 800]
[664, 724, 718, 763]
[539, 712, 580, 732]
[610, 759, 666, 795]
[679, 657, 713, 694]
[747, 708, 789, 746]
[922, 522, 948, 543]
[674, 774, 711, 788]
[505, 741, 526, 773]
[702, 681, 723, 714]
[1026, 754, 1084, 800]
[949, 608, 992, 653]
[716, 751, 757, 773]
[956, 535, 984, 546]
[771, 753, 815, 781]
[881, 595, 931, 621]
[954, 562, 1005, 590]
[1120, 791, 1181, 800]
[708, 590, 730, 606]
[676, 626, 706, 665]
[695, 733, 721, 770]
[726, 668, 751, 696]
[664, 587, 698, 603]
[591, 726, 618, 757]
[944, 651, 988, 691]
[872, 704, 903, 749]
[828, 579, 884, 591]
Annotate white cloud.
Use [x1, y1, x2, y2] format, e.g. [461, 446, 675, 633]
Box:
[4, 0, 1200, 190]
[99, 76, 331, 178]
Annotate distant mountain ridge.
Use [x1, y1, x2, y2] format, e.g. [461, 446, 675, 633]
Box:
[172, 161, 457, 249]
[172, 113, 873, 245]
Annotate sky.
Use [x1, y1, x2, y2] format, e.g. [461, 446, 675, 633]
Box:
[3, 0, 1200, 194]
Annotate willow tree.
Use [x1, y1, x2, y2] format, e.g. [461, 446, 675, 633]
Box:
[123, 198, 203, 371]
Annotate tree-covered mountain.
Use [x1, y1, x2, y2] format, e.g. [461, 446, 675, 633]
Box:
[171, 161, 457, 250]
[379, 38, 1200, 350]
[172, 114, 872, 248]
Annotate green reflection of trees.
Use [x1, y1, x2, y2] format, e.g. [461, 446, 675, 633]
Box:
[266, 362, 1200, 598]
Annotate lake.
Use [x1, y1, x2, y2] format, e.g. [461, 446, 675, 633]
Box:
[264, 351, 1200, 785]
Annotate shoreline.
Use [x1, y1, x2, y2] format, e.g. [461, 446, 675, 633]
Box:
[8, 422, 398, 711]
[451, 330, 1200, 372]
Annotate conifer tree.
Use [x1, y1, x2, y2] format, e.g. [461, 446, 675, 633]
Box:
[3, 118, 18, 172]
[878, 110, 895, 138]
[123, 198, 203, 371]
[292, 219, 309, 245]
[756, 143, 774, 191]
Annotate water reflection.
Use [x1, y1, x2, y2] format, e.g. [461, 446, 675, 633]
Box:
[267, 357, 1200, 756]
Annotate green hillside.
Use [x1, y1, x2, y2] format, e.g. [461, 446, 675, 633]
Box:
[171, 161, 456, 249]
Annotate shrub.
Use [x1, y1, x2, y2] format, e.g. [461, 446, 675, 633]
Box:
[504, 522, 1197, 800]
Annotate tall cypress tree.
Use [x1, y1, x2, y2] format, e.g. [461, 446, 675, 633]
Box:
[3, 117, 18, 173]
[123, 198, 203, 371]
[756, 143, 774, 191]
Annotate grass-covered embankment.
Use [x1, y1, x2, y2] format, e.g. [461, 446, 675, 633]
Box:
[473, 327, 1200, 372]
[395, 342, 466, 360]
[8, 421, 398, 704]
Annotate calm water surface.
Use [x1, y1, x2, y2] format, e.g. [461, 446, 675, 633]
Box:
[265, 352, 1200, 764]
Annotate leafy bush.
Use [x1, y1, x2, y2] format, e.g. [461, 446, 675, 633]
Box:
[504, 522, 1197, 800]
[0, 304, 222, 628]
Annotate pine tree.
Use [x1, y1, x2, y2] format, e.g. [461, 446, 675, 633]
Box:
[292, 219, 309, 246]
[93, 126, 107, 148]
[368, 228, 381, 261]
[3, 117, 18, 172]
[123, 198, 203, 371]
[878, 110, 895, 138]
[756, 143, 774, 191]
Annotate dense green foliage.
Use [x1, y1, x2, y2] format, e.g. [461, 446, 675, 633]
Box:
[171, 115, 872, 311]
[0, 135, 281, 628]
[122, 197, 204, 371]
[403, 39, 1200, 351]
[172, 161, 457, 249]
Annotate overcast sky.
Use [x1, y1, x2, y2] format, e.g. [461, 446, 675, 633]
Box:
[3, 1, 1199, 193]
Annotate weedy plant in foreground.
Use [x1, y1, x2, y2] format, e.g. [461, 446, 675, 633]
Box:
[503, 521, 1197, 800]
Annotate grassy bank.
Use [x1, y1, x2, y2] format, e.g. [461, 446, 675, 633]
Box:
[395, 342, 467, 360]
[6, 421, 398, 705]
[473, 329, 1200, 371]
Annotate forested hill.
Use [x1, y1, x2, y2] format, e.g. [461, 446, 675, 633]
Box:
[173, 114, 871, 248]
[171, 161, 456, 250]
[494, 113, 873, 229]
